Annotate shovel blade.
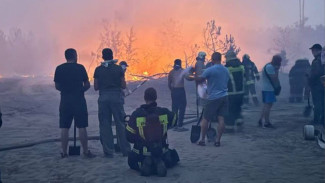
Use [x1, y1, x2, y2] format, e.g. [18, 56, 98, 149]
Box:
[190, 125, 201, 143]
[69, 146, 80, 156]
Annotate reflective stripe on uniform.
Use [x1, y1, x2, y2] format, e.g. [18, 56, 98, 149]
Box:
[159, 114, 169, 134]
[126, 125, 136, 134]
[136, 117, 146, 140]
[143, 147, 151, 156]
[246, 80, 255, 85]
[228, 91, 245, 95]
[132, 148, 140, 154]
[228, 66, 245, 95]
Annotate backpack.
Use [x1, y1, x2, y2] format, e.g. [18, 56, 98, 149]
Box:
[142, 111, 164, 157]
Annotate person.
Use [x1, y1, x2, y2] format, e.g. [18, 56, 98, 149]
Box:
[168, 59, 192, 132]
[94, 48, 131, 157]
[126, 87, 179, 177]
[242, 54, 260, 105]
[54, 48, 95, 158]
[194, 52, 207, 79]
[119, 61, 132, 120]
[258, 55, 282, 128]
[224, 51, 245, 131]
[194, 52, 207, 116]
[195, 52, 229, 147]
[289, 59, 310, 103]
[307, 44, 324, 125]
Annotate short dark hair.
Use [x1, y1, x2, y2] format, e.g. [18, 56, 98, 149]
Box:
[102, 48, 113, 60]
[174, 59, 181, 66]
[65, 48, 77, 61]
[271, 54, 282, 66]
[212, 52, 222, 62]
[144, 87, 157, 102]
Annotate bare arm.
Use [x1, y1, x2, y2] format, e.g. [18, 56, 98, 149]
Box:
[194, 76, 206, 83]
[94, 79, 99, 91]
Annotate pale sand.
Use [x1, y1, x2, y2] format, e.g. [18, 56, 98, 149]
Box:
[0, 76, 324, 183]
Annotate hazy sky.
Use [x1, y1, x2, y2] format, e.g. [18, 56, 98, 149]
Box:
[0, 0, 324, 76]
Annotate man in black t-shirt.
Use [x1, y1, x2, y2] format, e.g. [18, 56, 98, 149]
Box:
[54, 48, 95, 158]
[94, 48, 130, 157]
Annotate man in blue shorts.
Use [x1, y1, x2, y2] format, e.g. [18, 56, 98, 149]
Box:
[195, 52, 229, 147]
[258, 55, 282, 128]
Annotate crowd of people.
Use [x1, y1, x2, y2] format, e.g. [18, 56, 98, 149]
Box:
[49, 43, 325, 177]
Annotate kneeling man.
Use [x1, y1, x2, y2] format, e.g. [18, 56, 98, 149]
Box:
[126, 87, 179, 177]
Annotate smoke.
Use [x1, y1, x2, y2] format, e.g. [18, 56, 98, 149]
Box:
[0, 0, 324, 77]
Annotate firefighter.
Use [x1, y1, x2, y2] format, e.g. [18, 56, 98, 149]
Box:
[126, 88, 179, 177]
[289, 59, 311, 103]
[225, 50, 245, 131]
[242, 54, 260, 105]
[308, 44, 324, 125]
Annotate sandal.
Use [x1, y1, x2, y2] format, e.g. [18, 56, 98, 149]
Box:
[197, 141, 206, 146]
[214, 142, 221, 147]
[61, 153, 68, 158]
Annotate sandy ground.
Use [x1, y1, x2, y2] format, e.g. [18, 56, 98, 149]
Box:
[0, 76, 324, 183]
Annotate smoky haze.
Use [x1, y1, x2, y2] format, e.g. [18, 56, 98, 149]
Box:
[0, 0, 324, 77]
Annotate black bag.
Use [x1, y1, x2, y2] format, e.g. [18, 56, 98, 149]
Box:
[190, 109, 204, 143]
[264, 64, 281, 96]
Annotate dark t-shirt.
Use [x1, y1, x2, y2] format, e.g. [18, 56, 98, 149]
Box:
[54, 63, 88, 97]
[94, 64, 124, 91]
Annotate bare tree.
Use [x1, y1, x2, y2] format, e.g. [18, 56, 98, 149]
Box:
[88, 20, 123, 73]
[203, 20, 221, 55]
[203, 20, 240, 56]
[123, 27, 138, 64]
[184, 44, 200, 67]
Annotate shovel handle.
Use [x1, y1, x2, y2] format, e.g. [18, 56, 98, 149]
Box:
[74, 122, 77, 147]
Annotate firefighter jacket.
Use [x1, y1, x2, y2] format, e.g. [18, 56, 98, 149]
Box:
[309, 55, 324, 87]
[225, 59, 245, 95]
[289, 59, 310, 87]
[242, 58, 259, 85]
[126, 102, 177, 156]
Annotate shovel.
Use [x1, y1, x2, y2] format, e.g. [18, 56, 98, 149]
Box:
[190, 109, 204, 143]
[69, 122, 80, 156]
[303, 96, 312, 117]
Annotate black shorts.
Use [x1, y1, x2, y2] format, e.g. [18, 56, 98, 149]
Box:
[203, 96, 228, 121]
[59, 96, 88, 128]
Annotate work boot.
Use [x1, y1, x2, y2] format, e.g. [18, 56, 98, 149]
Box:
[141, 157, 153, 176]
[155, 158, 167, 177]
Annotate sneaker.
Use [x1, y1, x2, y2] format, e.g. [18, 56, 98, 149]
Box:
[155, 159, 167, 177]
[173, 126, 179, 131]
[264, 123, 276, 129]
[60, 153, 68, 158]
[83, 150, 96, 158]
